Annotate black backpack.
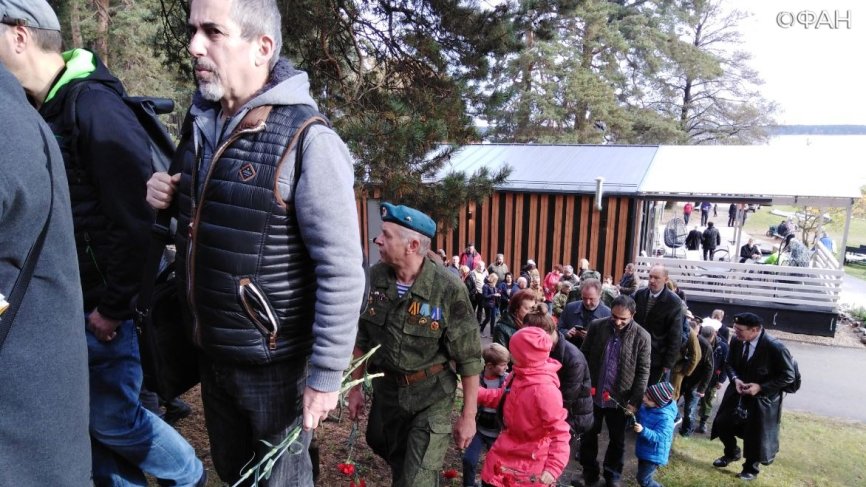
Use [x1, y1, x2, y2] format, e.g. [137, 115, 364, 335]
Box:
[63, 81, 176, 174]
[782, 358, 802, 394]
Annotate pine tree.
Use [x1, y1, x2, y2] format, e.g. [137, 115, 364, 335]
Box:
[640, 0, 778, 144]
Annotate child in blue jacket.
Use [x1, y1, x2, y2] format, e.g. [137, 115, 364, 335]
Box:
[633, 382, 677, 487]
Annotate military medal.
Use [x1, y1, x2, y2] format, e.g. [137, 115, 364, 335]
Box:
[408, 300, 421, 316]
[368, 307, 376, 316]
[431, 321, 440, 331]
[431, 307, 442, 321]
[420, 303, 430, 317]
[419, 317, 429, 326]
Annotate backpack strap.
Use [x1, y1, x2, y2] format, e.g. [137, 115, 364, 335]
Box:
[59, 81, 89, 176]
[274, 115, 329, 209]
[495, 375, 515, 430]
[0, 128, 56, 353]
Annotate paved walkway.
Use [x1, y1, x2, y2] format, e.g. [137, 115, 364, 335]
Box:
[779, 338, 866, 423]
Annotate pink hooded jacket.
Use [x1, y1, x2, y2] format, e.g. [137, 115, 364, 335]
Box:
[478, 327, 571, 486]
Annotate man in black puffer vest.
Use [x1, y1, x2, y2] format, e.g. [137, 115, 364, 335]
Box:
[0, 1, 205, 485]
[147, 0, 365, 485]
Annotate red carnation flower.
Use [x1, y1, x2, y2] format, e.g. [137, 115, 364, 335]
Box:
[443, 468, 459, 479]
[591, 387, 597, 397]
[351, 480, 366, 487]
[338, 463, 355, 476]
[602, 391, 611, 402]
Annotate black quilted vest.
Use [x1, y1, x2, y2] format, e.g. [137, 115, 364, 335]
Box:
[175, 103, 325, 364]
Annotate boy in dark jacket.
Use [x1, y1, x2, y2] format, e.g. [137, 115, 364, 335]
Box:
[634, 382, 677, 487]
[680, 320, 714, 436]
[462, 343, 509, 487]
[697, 325, 728, 433]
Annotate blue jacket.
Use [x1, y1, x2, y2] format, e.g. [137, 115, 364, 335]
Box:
[635, 400, 677, 465]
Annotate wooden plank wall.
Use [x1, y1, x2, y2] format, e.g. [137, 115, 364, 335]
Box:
[432, 191, 638, 278]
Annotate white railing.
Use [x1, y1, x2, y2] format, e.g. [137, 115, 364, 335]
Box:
[811, 239, 840, 270]
[635, 257, 844, 312]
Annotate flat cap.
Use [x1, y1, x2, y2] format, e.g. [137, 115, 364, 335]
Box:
[380, 202, 436, 239]
[0, 0, 61, 31]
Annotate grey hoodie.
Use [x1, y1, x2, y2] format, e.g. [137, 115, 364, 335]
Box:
[188, 59, 365, 392]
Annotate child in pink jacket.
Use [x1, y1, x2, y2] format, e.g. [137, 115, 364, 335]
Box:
[478, 325, 571, 486]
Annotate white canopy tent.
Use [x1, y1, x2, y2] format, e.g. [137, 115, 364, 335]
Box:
[636, 145, 863, 267]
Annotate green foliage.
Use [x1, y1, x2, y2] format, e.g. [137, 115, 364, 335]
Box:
[51, 0, 193, 135]
[154, 0, 513, 224]
[643, 0, 778, 144]
[855, 185, 866, 218]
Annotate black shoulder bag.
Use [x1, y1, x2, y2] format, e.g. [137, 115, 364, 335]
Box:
[0, 131, 55, 353]
[133, 112, 199, 400]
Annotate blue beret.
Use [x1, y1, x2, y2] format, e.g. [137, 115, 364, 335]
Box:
[380, 202, 436, 239]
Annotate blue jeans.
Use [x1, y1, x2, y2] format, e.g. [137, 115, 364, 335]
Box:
[480, 306, 499, 334]
[680, 386, 701, 433]
[87, 319, 202, 486]
[462, 433, 496, 486]
[636, 460, 662, 487]
[580, 405, 626, 483]
[199, 355, 313, 486]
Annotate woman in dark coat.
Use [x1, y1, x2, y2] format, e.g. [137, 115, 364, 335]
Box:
[523, 309, 594, 436]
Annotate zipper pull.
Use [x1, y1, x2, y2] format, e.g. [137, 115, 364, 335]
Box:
[269, 333, 277, 350]
[188, 223, 194, 239]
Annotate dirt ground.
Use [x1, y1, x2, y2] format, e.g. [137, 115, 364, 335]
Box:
[175, 390, 467, 487]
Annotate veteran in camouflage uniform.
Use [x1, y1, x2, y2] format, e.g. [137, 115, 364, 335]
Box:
[348, 203, 483, 486]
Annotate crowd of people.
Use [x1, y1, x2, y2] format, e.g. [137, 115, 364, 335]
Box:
[423, 247, 798, 487]
[0, 1, 799, 486]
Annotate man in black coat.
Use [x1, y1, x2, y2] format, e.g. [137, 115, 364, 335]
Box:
[634, 264, 685, 385]
[711, 313, 796, 481]
[701, 222, 721, 261]
[739, 238, 761, 263]
[580, 295, 651, 487]
[685, 226, 702, 251]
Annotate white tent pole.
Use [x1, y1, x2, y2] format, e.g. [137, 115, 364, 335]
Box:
[734, 204, 744, 262]
[839, 200, 854, 270]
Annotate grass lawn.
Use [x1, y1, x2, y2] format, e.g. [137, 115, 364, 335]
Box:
[656, 411, 866, 486]
[742, 205, 866, 248]
[845, 260, 866, 281]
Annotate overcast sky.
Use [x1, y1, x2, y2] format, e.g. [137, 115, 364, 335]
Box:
[728, 0, 863, 125]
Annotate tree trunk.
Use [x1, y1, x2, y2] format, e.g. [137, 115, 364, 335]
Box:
[70, 0, 83, 47]
[94, 0, 110, 66]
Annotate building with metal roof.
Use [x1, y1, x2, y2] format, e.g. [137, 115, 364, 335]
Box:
[412, 143, 862, 280]
[438, 143, 658, 194]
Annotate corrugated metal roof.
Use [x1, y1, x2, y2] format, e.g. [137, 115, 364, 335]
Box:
[639, 145, 862, 205]
[432, 143, 861, 205]
[435, 144, 660, 194]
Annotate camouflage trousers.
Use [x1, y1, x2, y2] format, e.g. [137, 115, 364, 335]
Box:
[366, 373, 456, 487]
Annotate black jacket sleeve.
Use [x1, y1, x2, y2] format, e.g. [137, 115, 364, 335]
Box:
[76, 87, 153, 319]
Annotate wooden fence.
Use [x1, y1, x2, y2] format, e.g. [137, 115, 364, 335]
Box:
[635, 257, 844, 313]
[431, 192, 638, 278]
